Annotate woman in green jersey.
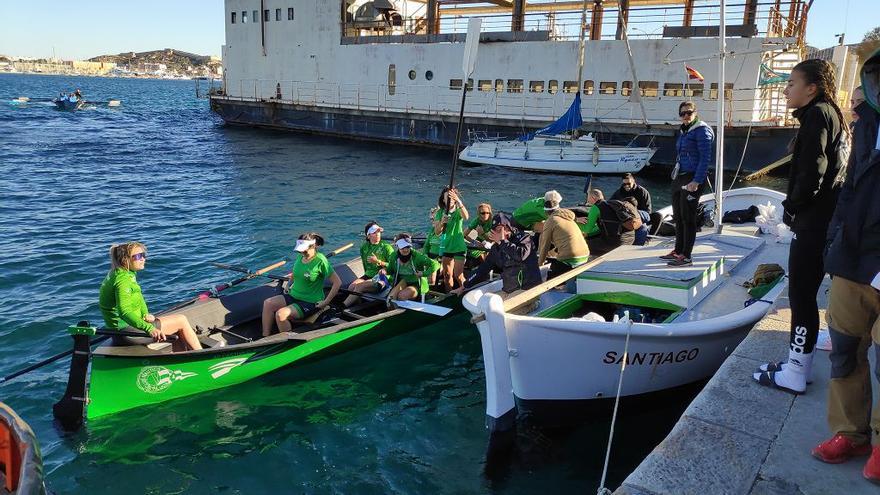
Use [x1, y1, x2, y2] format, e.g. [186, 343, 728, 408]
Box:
[464, 202, 493, 263]
[343, 221, 395, 307]
[433, 187, 469, 291]
[98, 242, 203, 351]
[387, 233, 441, 302]
[261, 233, 342, 336]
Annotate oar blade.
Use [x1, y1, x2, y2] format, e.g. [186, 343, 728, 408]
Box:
[393, 300, 452, 317]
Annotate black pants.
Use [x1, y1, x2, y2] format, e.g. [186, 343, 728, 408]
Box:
[547, 259, 573, 280]
[787, 230, 827, 355]
[671, 174, 705, 258]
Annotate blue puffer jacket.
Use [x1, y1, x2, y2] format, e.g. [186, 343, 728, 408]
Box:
[675, 120, 715, 184]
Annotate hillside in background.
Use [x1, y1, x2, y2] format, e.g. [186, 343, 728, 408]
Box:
[89, 48, 219, 73]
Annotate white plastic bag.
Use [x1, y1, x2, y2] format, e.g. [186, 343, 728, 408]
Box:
[755, 202, 780, 234]
[775, 222, 793, 244]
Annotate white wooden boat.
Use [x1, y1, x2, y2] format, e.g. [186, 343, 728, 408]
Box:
[458, 133, 656, 174]
[462, 186, 788, 431]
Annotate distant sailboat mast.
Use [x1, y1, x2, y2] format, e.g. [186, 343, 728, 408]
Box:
[715, 0, 727, 234]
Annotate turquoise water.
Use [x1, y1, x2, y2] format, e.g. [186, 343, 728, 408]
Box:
[0, 74, 785, 494]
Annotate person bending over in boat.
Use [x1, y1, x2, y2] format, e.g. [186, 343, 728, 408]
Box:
[343, 221, 394, 307]
[261, 233, 342, 336]
[610, 173, 653, 245]
[387, 233, 441, 302]
[463, 202, 493, 264]
[452, 212, 541, 296]
[538, 204, 590, 279]
[512, 190, 561, 237]
[574, 189, 639, 256]
[434, 187, 469, 291]
[99, 242, 202, 351]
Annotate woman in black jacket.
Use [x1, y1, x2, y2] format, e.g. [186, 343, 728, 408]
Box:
[753, 58, 847, 394]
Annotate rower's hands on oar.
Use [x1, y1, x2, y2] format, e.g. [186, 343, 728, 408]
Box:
[149, 327, 166, 342]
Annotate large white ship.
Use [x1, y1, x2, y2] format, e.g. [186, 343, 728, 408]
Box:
[210, 0, 818, 170]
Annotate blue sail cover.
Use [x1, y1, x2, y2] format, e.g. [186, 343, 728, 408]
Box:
[519, 92, 583, 141]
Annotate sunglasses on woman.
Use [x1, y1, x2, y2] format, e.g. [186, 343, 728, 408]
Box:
[131, 253, 147, 261]
[679, 110, 694, 117]
[479, 211, 491, 215]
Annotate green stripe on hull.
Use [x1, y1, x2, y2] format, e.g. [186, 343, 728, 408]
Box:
[87, 305, 452, 419]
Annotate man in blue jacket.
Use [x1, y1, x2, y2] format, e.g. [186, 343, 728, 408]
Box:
[811, 48, 880, 483]
[661, 101, 714, 267]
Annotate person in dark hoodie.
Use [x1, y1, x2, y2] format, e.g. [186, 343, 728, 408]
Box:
[611, 173, 652, 245]
[809, 49, 880, 482]
[661, 101, 714, 267]
[452, 212, 541, 295]
[752, 58, 847, 394]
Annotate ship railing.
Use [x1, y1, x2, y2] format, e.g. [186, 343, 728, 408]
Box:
[227, 78, 794, 127]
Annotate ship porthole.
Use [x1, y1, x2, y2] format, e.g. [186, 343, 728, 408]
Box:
[425, 70, 434, 81]
[408, 70, 416, 80]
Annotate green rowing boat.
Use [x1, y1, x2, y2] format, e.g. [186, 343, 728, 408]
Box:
[53, 257, 465, 430]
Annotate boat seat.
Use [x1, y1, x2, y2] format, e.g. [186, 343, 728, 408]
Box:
[302, 306, 330, 325]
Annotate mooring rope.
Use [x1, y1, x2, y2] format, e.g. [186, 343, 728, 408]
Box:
[597, 313, 634, 495]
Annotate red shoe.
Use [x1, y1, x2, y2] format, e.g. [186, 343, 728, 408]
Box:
[659, 250, 678, 261]
[865, 446, 880, 485]
[812, 434, 872, 464]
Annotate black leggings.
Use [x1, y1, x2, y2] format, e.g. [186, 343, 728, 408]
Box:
[671, 174, 705, 258]
[787, 230, 827, 355]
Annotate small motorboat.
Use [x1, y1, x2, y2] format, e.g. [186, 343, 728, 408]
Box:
[0, 402, 46, 494]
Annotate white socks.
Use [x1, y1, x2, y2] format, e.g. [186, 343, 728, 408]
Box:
[758, 355, 814, 384]
[754, 349, 814, 394]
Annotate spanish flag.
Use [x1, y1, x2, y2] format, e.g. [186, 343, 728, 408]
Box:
[685, 65, 705, 82]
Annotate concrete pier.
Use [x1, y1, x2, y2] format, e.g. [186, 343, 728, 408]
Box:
[615, 279, 879, 495]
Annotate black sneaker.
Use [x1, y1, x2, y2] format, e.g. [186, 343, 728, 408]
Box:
[667, 255, 692, 267]
[659, 250, 679, 261]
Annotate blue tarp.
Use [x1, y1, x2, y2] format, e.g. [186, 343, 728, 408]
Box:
[519, 92, 583, 141]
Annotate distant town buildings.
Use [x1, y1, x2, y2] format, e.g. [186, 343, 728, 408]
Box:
[0, 50, 222, 79]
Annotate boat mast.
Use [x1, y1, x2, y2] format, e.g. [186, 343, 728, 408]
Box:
[714, 0, 726, 234]
[575, 0, 589, 91]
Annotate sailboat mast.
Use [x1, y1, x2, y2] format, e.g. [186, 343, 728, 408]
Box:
[575, 0, 589, 91]
[714, 0, 726, 234]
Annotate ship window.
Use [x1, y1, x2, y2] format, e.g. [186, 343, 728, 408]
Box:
[275, 8, 281, 21]
[242, 11, 247, 23]
[563, 81, 578, 93]
[409, 70, 417, 80]
[264, 9, 270, 22]
[621, 81, 632, 97]
[478, 80, 493, 91]
[231, 12, 236, 24]
[548, 80, 559, 95]
[583, 80, 594, 95]
[599, 82, 616, 95]
[253, 11, 258, 23]
[709, 83, 734, 100]
[425, 70, 433, 81]
[507, 80, 523, 93]
[388, 64, 396, 95]
[466, 78, 474, 92]
[495, 79, 504, 92]
[639, 81, 659, 98]
[288, 7, 295, 20]
[529, 80, 544, 93]
[664, 83, 684, 97]
[686, 83, 704, 98]
[450, 79, 463, 90]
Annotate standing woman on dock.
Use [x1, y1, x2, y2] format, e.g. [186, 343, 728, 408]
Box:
[662, 101, 714, 267]
[99, 242, 203, 351]
[434, 187, 469, 291]
[753, 59, 846, 394]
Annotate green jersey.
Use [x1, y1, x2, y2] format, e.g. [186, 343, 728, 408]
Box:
[359, 240, 395, 278]
[467, 216, 493, 241]
[289, 252, 335, 303]
[578, 204, 601, 237]
[387, 250, 441, 295]
[513, 197, 548, 228]
[99, 268, 153, 334]
[424, 229, 441, 256]
[435, 208, 467, 254]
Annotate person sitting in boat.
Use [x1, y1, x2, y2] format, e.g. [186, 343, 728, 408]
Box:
[387, 233, 441, 302]
[99, 242, 202, 351]
[261, 233, 342, 337]
[343, 221, 394, 307]
[463, 202, 493, 264]
[434, 187, 469, 291]
[575, 189, 639, 256]
[73, 89, 82, 100]
[452, 212, 541, 295]
[610, 173, 654, 245]
[538, 205, 590, 279]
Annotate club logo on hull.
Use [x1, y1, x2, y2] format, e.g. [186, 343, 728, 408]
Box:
[136, 366, 198, 394]
[209, 357, 248, 379]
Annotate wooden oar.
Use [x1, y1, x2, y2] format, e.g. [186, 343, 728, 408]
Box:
[471, 254, 609, 324]
[164, 259, 289, 313]
[0, 330, 174, 385]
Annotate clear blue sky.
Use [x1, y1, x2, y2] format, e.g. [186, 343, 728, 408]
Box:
[0, 0, 875, 60]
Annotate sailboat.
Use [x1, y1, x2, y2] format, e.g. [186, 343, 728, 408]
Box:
[461, 0, 791, 433]
[458, 1, 655, 175]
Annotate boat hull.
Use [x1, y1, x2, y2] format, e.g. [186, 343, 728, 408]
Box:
[0, 402, 45, 494]
[209, 97, 796, 171]
[53, 98, 82, 111]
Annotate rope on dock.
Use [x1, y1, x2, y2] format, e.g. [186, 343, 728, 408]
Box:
[597, 314, 634, 495]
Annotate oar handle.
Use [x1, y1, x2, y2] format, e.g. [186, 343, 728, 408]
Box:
[201, 259, 287, 299]
[328, 243, 354, 257]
